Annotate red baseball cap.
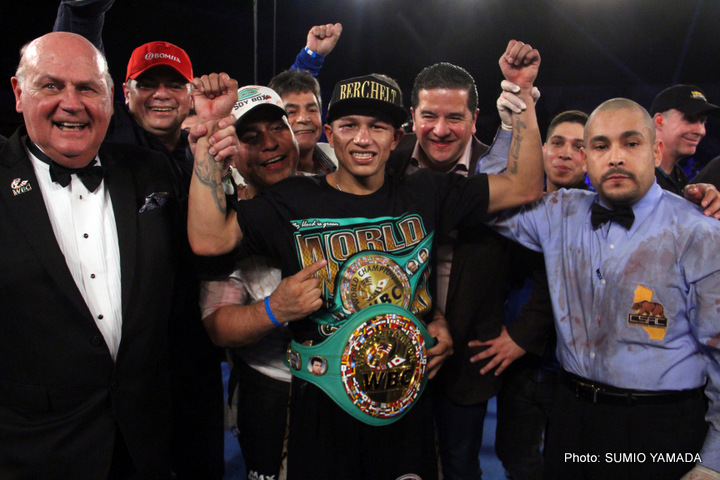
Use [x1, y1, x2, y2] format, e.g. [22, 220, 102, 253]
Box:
[125, 41, 193, 83]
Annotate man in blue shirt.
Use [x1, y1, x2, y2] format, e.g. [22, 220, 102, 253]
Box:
[493, 98, 720, 480]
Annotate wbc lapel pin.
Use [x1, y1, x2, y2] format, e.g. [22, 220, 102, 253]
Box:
[11, 178, 32, 196]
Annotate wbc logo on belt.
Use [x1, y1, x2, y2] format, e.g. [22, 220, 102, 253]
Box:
[340, 254, 412, 312]
[341, 311, 428, 419]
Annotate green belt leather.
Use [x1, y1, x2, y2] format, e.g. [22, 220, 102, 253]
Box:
[309, 234, 434, 329]
[285, 304, 436, 426]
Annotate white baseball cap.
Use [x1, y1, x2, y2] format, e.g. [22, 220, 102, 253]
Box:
[232, 85, 287, 127]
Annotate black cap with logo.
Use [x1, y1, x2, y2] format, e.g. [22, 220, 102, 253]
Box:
[650, 84, 720, 116]
[326, 74, 408, 127]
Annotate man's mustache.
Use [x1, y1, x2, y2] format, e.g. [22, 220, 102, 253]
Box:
[601, 168, 636, 182]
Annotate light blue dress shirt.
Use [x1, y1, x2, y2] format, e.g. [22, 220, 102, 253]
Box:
[492, 182, 720, 471]
[476, 128, 513, 176]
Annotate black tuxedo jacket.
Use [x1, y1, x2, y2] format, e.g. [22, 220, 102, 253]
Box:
[389, 133, 550, 404]
[0, 128, 180, 479]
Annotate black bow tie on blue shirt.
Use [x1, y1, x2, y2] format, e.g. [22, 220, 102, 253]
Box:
[590, 203, 635, 230]
[25, 138, 105, 192]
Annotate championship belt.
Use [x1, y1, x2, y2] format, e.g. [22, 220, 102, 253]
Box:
[285, 304, 436, 426]
[285, 235, 436, 424]
[309, 234, 434, 331]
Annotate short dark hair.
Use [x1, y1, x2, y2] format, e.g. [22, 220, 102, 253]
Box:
[268, 69, 322, 109]
[411, 62, 478, 112]
[546, 110, 588, 139]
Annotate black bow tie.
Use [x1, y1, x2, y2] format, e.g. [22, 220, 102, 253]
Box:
[590, 202, 635, 230]
[26, 138, 105, 192]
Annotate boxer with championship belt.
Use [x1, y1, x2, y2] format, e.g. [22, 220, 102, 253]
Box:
[285, 235, 437, 426]
[189, 40, 543, 479]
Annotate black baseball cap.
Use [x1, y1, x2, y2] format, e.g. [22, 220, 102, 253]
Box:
[650, 84, 720, 116]
[326, 74, 408, 127]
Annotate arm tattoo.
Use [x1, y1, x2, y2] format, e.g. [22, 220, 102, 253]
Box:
[194, 152, 227, 214]
[508, 118, 527, 175]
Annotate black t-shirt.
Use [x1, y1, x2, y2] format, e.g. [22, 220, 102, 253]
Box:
[238, 170, 488, 268]
[236, 170, 490, 342]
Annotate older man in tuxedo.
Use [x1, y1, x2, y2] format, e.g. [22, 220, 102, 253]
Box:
[0, 32, 180, 479]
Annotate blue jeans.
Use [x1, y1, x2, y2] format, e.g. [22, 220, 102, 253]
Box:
[433, 387, 488, 480]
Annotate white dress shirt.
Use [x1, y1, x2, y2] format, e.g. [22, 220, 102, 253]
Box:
[27, 145, 122, 360]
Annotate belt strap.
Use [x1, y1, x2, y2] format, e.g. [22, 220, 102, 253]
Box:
[285, 304, 436, 426]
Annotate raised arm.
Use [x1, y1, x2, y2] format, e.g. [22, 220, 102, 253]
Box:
[188, 121, 243, 256]
[290, 23, 343, 76]
[53, 0, 114, 53]
[476, 80, 541, 176]
[306, 23, 343, 56]
[192, 72, 238, 123]
[486, 40, 544, 214]
[187, 73, 240, 161]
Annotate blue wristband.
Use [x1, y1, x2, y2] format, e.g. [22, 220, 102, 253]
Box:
[264, 296, 283, 328]
[304, 46, 318, 58]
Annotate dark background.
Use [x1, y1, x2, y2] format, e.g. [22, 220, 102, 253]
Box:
[3, 0, 720, 174]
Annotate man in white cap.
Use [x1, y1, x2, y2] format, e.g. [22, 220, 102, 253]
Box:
[200, 85, 325, 480]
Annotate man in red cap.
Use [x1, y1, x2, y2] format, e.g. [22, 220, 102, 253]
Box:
[51, 8, 235, 480]
[123, 41, 196, 155]
[118, 40, 239, 480]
